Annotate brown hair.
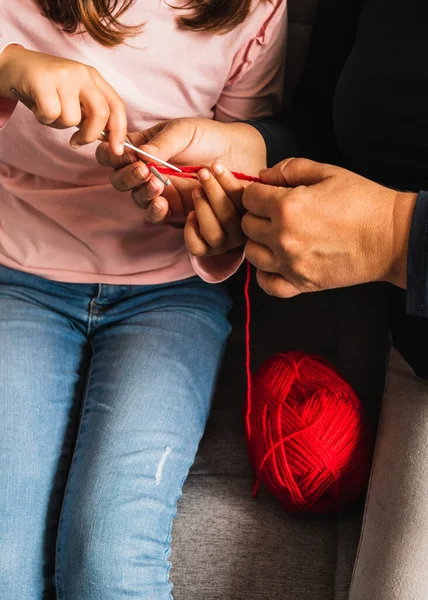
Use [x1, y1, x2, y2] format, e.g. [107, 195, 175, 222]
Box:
[36, 0, 265, 48]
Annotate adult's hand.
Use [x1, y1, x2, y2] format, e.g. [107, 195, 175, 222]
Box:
[96, 118, 266, 224]
[242, 158, 417, 298]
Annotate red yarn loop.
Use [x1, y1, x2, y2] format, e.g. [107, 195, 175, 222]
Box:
[246, 352, 372, 513]
[149, 164, 261, 183]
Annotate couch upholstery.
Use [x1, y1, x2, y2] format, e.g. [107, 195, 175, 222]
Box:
[170, 2, 391, 598]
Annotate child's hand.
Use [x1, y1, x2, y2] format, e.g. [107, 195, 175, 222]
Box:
[0, 45, 126, 155]
[184, 163, 246, 257]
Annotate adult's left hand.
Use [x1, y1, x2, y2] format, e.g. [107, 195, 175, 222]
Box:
[242, 158, 417, 298]
[96, 119, 266, 224]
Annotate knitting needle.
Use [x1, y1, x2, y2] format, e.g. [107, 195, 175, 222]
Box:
[100, 132, 173, 186]
[10, 91, 174, 187]
[100, 130, 181, 173]
[148, 165, 171, 187]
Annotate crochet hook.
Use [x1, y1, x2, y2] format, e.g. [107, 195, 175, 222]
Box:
[10, 89, 174, 187]
[100, 130, 181, 179]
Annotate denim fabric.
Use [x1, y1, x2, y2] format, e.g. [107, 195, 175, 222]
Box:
[0, 265, 231, 600]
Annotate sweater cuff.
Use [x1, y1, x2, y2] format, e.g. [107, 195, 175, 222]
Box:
[406, 190, 428, 317]
[190, 249, 245, 283]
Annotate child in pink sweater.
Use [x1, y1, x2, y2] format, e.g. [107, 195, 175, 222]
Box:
[0, 1, 287, 598]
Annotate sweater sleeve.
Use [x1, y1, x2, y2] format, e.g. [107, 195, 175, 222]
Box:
[0, 0, 34, 127]
[215, 0, 288, 123]
[190, 249, 245, 284]
[249, 0, 366, 165]
[0, 43, 21, 128]
[406, 191, 428, 317]
[245, 117, 297, 167]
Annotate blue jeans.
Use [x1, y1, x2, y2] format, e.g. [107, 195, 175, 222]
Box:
[0, 266, 231, 600]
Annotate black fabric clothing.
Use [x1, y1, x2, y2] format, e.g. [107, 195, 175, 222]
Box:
[250, 0, 428, 376]
[334, 0, 428, 191]
[259, 0, 428, 188]
[407, 191, 428, 317]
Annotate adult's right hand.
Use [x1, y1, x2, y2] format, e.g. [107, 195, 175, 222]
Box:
[0, 45, 126, 154]
[96, 118, 267, 224]
[242, 158, 417, 297]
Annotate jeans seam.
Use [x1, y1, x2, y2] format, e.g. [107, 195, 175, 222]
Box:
[54, 337, 96, 599]
[348, 345, 392, 596]
[87, 286, 102, 336]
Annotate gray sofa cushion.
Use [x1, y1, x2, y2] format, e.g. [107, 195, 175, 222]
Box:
[172, 479, 362, 600]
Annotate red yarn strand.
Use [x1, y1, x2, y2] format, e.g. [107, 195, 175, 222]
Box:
[244, 260, 252, 440]
[150, 164, 261, 183]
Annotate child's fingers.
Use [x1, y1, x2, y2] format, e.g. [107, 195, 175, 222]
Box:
[144, 197, 171, 224]
[210, 162, 245, 214]
[70, 86, 110, 148]
[32, 88, 62, 125]
[96, 142, 136, 169]
[184, 211, 210, 257]
[55, 90, 82, 128]
[197, 168, 239, 235]
[96, 76, 128, 156]
[193, 187, 227, 252]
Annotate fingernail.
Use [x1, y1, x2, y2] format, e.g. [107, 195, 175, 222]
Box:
[198, 169, 210, 182]
[148, 179, 161, 194]
[152, 201, 162, 213]
[193, 188, 205, 200]
[212, 163, 224, 175]
[123, 153, 135, 165]
[137, 166, 147, 180]
[117, 143, 124, 154]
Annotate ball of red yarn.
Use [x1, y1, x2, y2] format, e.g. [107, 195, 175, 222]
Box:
[246, 352, 372, 513]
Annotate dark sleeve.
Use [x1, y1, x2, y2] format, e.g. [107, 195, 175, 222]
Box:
[250, 0, 366, 165]
[388, 192, 428, 375]
[406, 191, 428, 317]
[248, 118, 297, 167]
